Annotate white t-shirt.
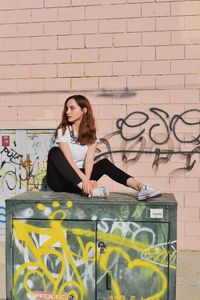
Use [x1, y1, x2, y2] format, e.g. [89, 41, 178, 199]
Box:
[55, 126, 88, 169]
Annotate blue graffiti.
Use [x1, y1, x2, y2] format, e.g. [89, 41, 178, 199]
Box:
[0, 206, 6, 223]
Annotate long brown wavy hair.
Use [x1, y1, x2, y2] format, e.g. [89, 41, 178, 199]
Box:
[55, 95, 97, 145]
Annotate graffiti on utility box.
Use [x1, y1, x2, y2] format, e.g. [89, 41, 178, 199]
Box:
[12, 200, 176, 300]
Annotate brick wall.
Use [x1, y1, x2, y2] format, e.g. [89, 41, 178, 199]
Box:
[0, 0, 200, 250]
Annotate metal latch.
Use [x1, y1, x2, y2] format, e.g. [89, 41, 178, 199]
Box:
[98, 241, 106, 254]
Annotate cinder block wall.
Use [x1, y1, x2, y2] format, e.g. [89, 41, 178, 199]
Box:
[0, 0, 200, 250]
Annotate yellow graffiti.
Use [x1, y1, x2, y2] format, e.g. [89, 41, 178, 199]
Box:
[49, 209, 67, 220]
[37, 203, 46, 211]
[52, 201, 60, 208]
[13, 205, 172, 300]
[66, 200, 73, 208]
[58, 281, 83, 300]
[76, 236, 95, 263]
[13, 219, 87, 300]
[99, 246, 167, 300]
[24, 270, 46, 295]
[143, 245, 176, 270]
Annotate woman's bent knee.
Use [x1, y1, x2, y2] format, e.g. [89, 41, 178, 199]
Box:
[48, 147, 64, 163]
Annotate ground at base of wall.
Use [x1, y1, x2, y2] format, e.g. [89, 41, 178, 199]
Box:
[0, 243, 200, 300]
[176, 251, 200, 300]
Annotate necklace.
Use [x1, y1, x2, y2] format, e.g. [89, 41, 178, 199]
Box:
[69, 126, 79, 144]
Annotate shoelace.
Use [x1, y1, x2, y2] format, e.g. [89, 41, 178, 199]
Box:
[144, 185, 148, 195]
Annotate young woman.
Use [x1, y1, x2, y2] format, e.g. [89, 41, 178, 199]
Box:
[46, 95, 161, 200]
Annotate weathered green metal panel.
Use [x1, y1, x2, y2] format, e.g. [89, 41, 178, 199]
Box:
[13, 220, 96, 300]
[6, 191, 177, 300]
[97, 221, 169, 300]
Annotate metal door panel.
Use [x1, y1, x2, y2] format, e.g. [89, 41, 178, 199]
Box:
[0, 129, 54, 242]
[12, 219, 96, 300]
[97, 221, 169, 300]
[0, 131, 22, 241]
[25, 130, 54, 191]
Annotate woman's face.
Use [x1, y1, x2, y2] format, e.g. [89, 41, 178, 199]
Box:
[66, 98, 84, 124]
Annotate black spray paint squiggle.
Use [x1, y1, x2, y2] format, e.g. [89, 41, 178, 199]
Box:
[95, 108, 200, 172]
[0, 146, 45, 191]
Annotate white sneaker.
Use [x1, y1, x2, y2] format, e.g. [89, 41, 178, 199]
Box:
[90, 187, 109, 198]
[138, 184, 162, 201]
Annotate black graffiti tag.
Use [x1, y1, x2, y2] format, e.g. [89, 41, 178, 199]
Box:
[95, 108, 200, 171]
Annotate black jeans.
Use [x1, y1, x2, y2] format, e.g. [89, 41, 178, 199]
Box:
[46, 147, 132, 193]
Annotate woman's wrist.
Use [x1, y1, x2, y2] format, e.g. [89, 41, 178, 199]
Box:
[82, 178, 89, 186]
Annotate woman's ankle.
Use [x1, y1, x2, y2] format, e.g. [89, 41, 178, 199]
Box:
[126, 178, 143, 191]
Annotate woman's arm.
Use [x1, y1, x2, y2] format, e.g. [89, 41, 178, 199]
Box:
[59, 142, 87, 182]
[84, 141, 97, 180]
[59, 142, 97, 195]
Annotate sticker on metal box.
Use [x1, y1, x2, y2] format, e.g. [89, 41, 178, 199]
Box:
[150, 208, 164, 219]
[2, 135, 10, 146]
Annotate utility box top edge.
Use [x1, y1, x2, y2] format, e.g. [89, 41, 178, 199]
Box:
[5, 191, 177, 206]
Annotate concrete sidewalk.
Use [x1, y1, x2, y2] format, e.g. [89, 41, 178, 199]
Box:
[176, 251, 200, 299]
[0, 242, 200, 300]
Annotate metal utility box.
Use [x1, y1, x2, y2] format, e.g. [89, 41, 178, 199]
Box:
[0, 129, 54, 242]
[6, 191, 177, 300]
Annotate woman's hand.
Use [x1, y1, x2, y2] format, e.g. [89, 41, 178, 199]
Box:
[82, 180, 98, 196]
